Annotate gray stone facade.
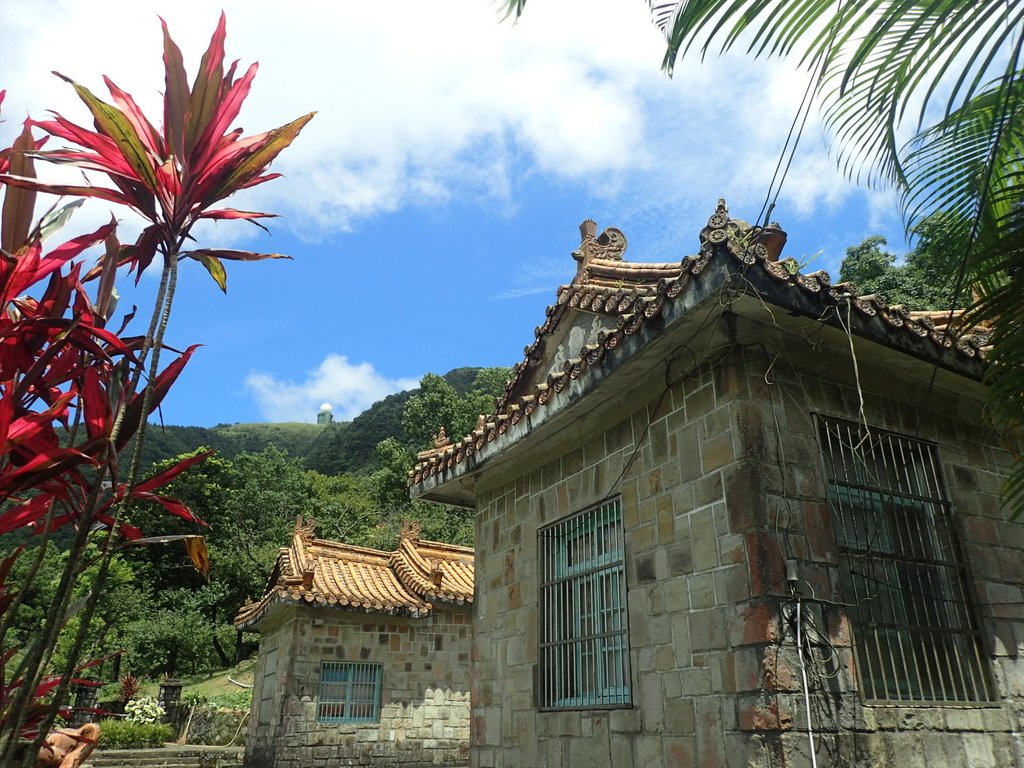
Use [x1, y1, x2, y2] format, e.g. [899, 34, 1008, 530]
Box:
[245, 604, 471, 767]
[466, 313, 1024, 767]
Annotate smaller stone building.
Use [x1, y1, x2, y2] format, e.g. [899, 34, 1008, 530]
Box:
[236, 518, 473, 768]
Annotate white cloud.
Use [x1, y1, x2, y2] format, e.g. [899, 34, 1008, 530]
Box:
[0, 0, 872, 241]
[245, 354, 419, 423]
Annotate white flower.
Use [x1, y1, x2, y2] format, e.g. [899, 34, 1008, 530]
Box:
[124, 696, 166, 725]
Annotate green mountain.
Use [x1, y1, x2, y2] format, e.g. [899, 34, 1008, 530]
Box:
[134, 367, 486, 474]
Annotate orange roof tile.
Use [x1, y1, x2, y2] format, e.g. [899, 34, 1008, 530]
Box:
[234, 518, 473, 629]
[409, 199, 990, 490]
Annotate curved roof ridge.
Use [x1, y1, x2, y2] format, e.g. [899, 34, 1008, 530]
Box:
[415, 538, 474, 559]
[390, 523, 474, 605]
[235, 517, 473, 629]
[409, 200, 989, 489]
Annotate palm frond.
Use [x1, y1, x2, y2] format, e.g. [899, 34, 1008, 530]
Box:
[901, 64, 1024, 516]
[662, 1, 1022, 188]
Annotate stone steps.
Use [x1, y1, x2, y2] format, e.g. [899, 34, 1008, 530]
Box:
[86, 745, 244, 768]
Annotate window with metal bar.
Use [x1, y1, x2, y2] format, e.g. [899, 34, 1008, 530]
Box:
[817, 416, 994, 703]
[538, 498, 631, 710]
[257, 647, 277, 726]
[316, 661, 383, 723]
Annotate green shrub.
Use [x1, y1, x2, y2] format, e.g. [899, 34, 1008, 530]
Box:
[98, 720, 174, 749]
[181, 690, 208, 706]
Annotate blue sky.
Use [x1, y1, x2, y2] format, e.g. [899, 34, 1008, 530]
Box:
[1, 1, 907, 426]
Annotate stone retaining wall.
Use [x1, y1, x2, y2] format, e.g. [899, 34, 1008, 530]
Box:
[176, 705, 248, 747]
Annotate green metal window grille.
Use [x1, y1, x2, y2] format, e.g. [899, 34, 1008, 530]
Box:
[818, 416, 994, 703]
[316, 661, 383, 723]
[257, 647, 277, 726]
[539, 498, 631, 710]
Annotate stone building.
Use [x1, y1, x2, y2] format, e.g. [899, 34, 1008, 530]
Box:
[235, 518, 473, 767]
[409, 201, 1024, 767]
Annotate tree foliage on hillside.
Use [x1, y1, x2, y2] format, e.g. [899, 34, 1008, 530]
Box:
[839, 217, 961, 311]
[403, 367, 512, 450]
[355, 366, 512, 550]
[308, 366, 511, 476]
[6, 363, 509, 682]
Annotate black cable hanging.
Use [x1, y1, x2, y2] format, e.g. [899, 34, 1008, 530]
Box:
[754, 1, 848, 230]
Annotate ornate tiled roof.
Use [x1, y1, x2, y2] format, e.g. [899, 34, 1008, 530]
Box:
[234, 518, 474, 629]
[410, 200, 989, 488]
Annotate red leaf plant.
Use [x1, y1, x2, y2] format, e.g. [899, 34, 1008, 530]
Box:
[0, 15, 311, 763]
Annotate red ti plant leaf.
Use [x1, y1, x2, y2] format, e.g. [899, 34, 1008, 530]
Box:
[1, 120, 37, 254]
[188, 248, 291, 262]
[185, 13, 228, 158]
[130, 495, 205, 527]
[191, 251, 227, 293]
[130, 449, 213, 496]
[0, 174, 134, 210]
[94, 515, 143, 541]
[185, 536, 211, 581]
[115, 344, 200, 449]
[80, 365, 113, 439]
[93, 222, 120, 323]
[51, 73, 159, 194]
[197, 208, 278, 223]
[160, 17, 190, 161]
[101, 76, 163, 158]
[0, 495, 54, 536]
[0, 546, 22, 588]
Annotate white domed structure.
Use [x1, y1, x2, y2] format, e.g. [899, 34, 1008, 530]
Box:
[316, 402, 334, 425]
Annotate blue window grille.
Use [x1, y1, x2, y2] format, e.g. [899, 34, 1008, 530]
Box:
[316, 661, 383, 723]
[818, 416, 993, 703]
[539, 498, 631, 710]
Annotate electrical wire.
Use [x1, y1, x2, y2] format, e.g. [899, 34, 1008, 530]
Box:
[753, 1, 848, 229]
[795, 597, 820, 768]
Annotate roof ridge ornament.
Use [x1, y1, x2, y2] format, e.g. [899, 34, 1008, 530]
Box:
[573, 219, 628, 283]
[700, 198, 731, 255]
[295, 515, 316, 544]
[400, 519, 422, 543]
[416, 426, 453, 461]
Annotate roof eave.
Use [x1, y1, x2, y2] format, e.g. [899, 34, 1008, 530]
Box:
[412, 252, 736, 506]
[747, 269, 985, 382]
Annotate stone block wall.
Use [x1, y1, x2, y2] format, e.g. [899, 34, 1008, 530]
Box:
[470, 314, 1024, 767]
[245, 605, 471, 768]
[176, 705, 248, 746]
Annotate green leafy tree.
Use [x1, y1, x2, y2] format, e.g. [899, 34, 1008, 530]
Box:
[119, 588, 227, 677]
[504, 0, 1024, 516]
[306, 472, 378, 544]
[370, 368, 510, 548]
[402, 374, 468, 450]
[366, 439, 473, 549]
[122, 448, 386, 671]
[839, 217, 961, 310]
[5, 543, 144, 677]
[403, 367, 512, 450]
